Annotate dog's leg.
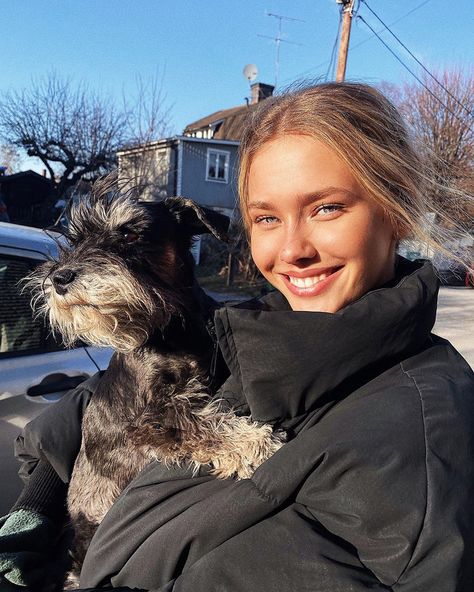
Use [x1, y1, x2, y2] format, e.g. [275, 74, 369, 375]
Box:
[190, 408, 284, 479]
[145, 387, 284, 480]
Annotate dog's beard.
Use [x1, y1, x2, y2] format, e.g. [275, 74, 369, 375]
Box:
[27, 264, 177, 352]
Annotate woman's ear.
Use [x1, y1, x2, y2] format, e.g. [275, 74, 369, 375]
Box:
[382, 209, 404, 242]
[393, 219, 410, 242]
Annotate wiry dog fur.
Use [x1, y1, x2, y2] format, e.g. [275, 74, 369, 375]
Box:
[27, 185, 282, 588]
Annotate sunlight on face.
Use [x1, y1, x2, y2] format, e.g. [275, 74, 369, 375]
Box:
[248, 135, 396, 313]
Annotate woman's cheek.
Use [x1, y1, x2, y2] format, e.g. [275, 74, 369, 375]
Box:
[251, 233, 277, 274]
[314, 221, 356, 259]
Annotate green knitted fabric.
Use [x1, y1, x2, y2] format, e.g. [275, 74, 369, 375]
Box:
[0, 509, 68, 588]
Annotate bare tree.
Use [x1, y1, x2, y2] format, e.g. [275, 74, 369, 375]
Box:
[124, 74, 172, 152]
[0, 73, 135, 198]
[118, 74, 173, 199]
[391, 69, 474, 226]
[0, 143, 22, 173]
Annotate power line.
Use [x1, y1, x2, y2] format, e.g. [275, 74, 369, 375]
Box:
[279, 0, 433, 85]
[357, 15, 470, 127]
[361, 1, 473, 119]
[350, 0, 433, 53]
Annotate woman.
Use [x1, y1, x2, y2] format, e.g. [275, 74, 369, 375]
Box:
[3, 82, 474, 592]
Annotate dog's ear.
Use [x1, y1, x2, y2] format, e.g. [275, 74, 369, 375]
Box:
[163, 197, 230, 242]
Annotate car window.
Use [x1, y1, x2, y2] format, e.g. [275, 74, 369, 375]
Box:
[0, 255, 61, 356]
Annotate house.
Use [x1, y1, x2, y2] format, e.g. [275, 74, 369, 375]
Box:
[118, 136, 240, 219]
[117, 82, 275, 220]
[0, 169, 54, 228]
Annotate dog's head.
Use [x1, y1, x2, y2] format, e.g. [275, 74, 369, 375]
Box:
[27, 188, 229, 352]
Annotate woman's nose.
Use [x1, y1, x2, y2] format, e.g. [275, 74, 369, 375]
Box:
[279, 227, 318, 264]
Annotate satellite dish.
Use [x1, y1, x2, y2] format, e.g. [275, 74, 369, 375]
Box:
[243, 64, 258, 82]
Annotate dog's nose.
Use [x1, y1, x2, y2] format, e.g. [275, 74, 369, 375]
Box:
[52, 269, 76, 294]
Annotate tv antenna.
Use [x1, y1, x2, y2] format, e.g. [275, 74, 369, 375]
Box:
[258, 11, 305, 89]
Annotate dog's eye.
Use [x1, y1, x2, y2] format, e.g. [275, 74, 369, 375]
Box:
[123, 231, 140, 244]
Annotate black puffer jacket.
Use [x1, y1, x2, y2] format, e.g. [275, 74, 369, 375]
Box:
[14, 259, 474, 591]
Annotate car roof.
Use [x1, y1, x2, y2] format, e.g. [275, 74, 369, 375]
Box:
[0, 222, 61, 258]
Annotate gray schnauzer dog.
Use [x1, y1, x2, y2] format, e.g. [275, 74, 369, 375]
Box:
[28, 187, 282, 586]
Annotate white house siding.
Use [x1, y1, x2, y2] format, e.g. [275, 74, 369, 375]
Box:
[118, 143, 176, 202]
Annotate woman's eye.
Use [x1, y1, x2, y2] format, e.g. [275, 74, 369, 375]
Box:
[315, 204, 343, 217]
[254, 215, 279, 225]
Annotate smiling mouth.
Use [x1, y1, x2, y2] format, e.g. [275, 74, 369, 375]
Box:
[281, 266, 343, 296]
[288, 273, 330, 288]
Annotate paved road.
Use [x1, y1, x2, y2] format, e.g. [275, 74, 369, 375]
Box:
[434, 286, 473, 368]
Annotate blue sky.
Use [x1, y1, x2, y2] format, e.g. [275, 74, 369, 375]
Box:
[0, 0, 472, 142]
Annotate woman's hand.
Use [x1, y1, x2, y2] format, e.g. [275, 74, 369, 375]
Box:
[0, 509, 69, 590]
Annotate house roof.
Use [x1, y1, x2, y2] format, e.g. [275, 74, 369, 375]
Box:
[184, 105, 245, 132]
[183, 103, 261, 141]
[0, 170, 51, 185]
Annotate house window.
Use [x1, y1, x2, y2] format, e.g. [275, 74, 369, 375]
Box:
[206, 149, 230, 183]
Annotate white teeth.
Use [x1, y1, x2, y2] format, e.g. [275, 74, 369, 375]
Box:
[288, 273, 328, 288]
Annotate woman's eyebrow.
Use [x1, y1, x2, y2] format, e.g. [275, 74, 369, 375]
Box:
[248, 187, 355, 210]
[296, 187, 356, 202]
[248, 200, 274, 210]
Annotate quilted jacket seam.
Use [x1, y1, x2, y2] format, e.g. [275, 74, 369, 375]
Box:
[392, 361, 429, 587]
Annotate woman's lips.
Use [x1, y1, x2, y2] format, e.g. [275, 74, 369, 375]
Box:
[280, 266, 343, 297]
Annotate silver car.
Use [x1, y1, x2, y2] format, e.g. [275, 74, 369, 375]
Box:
[0, 222, 113, 515]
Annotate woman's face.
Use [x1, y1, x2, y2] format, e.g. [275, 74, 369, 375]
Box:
[248, 135, 396, 313]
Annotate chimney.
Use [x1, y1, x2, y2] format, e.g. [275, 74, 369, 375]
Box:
[250, 82, 275, 105]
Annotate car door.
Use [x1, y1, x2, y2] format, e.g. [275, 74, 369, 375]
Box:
[0, 247, 113, 514]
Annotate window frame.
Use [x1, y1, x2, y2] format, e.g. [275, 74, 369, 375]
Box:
[205, 148, 230, 184]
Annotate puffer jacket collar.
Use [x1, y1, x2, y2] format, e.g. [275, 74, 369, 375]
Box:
[214, 258, 438, 430]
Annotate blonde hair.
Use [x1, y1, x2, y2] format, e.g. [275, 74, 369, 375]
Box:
[238, 82, 472, 269]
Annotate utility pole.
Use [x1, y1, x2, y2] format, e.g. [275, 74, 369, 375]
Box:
[335, 0, 355, 82]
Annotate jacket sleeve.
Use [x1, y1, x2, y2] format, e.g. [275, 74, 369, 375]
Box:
[147, 513, 392, 592]
[80, 466, 390, 592]
[14, 372, 102, 485]
[10, 372, 102, 519]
